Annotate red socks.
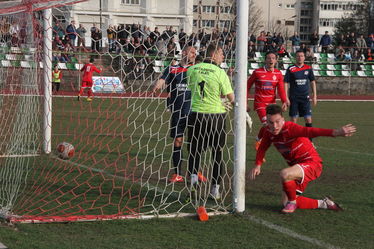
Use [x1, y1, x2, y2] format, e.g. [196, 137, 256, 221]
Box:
[282, 181, 296, 202]
[296, 196, 318, 209]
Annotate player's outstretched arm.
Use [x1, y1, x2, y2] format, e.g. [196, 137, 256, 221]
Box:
[249, 165, 261, 180]
[332, 124, 356, 137]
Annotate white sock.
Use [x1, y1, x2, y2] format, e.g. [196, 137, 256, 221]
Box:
[318, 199, 327, 209]
[191, 174, 198, 185]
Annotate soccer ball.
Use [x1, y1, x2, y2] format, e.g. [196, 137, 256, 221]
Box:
[56, 142, 74, 160]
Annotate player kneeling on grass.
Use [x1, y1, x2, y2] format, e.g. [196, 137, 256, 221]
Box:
[249, 104, 356, 214]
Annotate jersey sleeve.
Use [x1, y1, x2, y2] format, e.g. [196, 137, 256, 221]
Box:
[93, 65, 101, 73]
[80, 64, 86, 72]
[276, 74, 287, 103]
[288, 122, 334, 138]
[220, 69, 233, 96]
[284, 68, 290, 83]
[309, 68, 315, 81]
[160, 67, 169, 80]
[255, 132, 271, 166]
[247, 72, 256, 98]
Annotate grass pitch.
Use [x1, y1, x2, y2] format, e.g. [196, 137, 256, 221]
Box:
[0, 100, 373, 249]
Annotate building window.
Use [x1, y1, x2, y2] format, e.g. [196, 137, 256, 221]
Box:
[219, 20, 231, 28]
[202, 20, 215, 28]
[286, 4, 295, 9]
[300, 26, 311, 33]
[122, 0, 140, 5]
[220, 6, 233, 13]
[300, 34, 309, 41]
[193, 5, 199, 13]
[300, 10, 312, 16]
[301, 2, 313, 9]
[285, 20, 295, 26]
[300, 18, 312, 25]
[202, 6, 216, 13]
[193, 20, 198, 27]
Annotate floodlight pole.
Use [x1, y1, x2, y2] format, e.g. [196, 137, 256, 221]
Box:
[43, 8, 52, 154]
[233, 0, 248, 213]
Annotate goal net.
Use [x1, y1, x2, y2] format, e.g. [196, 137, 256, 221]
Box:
[0, 0, 239, 223]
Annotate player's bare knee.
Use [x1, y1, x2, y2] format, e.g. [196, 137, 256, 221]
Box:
[279, 169, 291, 181]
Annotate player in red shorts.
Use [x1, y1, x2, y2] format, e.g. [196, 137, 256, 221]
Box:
[247, 52, 289, 150]
[249, 104, 356, 214]
[78, 58, 102, 101]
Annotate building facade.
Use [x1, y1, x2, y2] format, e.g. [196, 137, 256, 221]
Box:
[55, 0, 194, 34]
[192, 0, 236, 33]
[251, 0, 362, 42]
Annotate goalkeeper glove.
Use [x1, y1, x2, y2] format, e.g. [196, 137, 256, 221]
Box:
[246, 112, 253, 133]
[222, 99, 233, 112]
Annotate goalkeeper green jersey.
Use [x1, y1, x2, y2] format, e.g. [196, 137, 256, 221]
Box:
[187, 62, 233, 114]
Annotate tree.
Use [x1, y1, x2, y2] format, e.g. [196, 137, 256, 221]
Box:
[248, 1, 264, 35]
[334, 0, 371, 37]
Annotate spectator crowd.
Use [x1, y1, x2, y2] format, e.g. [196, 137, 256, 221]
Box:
[1, 15, 373, 69]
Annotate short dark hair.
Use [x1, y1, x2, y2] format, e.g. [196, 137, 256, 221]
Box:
[206, 43, 222, 58]
[89, 58, 95, 63]
[266, 104, 283, 116]
[295, 50, 305, 55]
[265, 51, 278, 59]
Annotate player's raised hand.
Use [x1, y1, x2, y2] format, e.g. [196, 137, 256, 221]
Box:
[281, 101, 289, 112]
[333, 124, 356, 137]
[249, 165, 261, 180]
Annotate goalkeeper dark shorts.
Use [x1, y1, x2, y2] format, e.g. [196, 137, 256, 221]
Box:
[187, 112, 227, 151]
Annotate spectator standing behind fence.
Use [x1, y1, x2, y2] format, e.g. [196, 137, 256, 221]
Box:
[66, 20, 77, 47]
[309, 31, 319, 53]
[367, 34, 374, 52]
[91, 23, 102, 52]
[319, 31, 331, 53]
[53, 21, 65, 40]
[356, 34, 367, 54]
[52, 64, 62, 93]
[107, 25, 116, 53]
[346, 32, 356, 54]
[76, 24, 86, 50]
[290, 32, 301, 53]
[257, 31, 266, 52]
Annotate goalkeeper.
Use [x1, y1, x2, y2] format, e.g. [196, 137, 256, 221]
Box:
[187, 43, 234, 199]
[152, 46, 204, 183]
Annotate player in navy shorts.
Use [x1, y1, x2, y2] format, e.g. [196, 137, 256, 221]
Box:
[152, 46, 206, 183]
[285, 50, 317, 131]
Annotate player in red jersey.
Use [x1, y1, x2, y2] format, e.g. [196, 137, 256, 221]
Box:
[250, 104, 356, 214]
[247, 52, 290, 150]
[78, 58, 102, 101]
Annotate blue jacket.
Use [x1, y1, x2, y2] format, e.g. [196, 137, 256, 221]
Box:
[319, 34, 331, 46]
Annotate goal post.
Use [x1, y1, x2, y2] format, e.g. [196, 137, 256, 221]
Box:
[233, 0, 248, 214]
[0, 0, 248, 223]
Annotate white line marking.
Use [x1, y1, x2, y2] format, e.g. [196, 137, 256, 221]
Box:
[245, 215, 341, 249]
[1, 93, 374, 102]
[317, 146, 374, 156]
